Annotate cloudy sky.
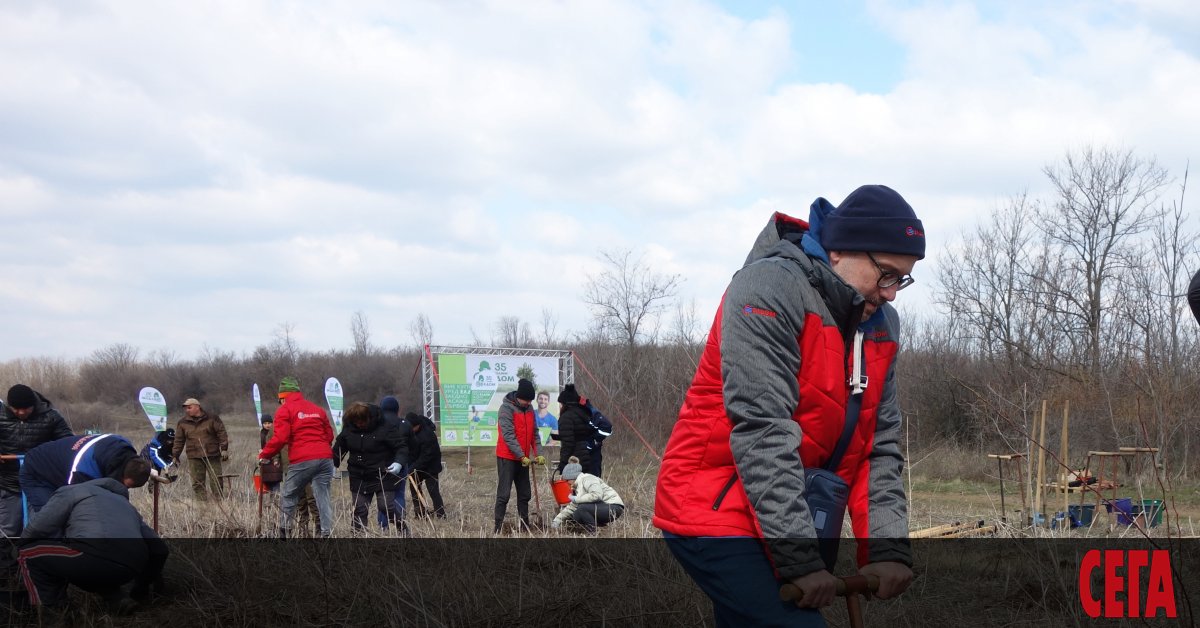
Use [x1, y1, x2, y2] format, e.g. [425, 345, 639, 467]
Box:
[2, 0, 1198, 362]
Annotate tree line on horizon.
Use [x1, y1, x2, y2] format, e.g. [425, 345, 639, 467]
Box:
[3, 145, 1198, 477]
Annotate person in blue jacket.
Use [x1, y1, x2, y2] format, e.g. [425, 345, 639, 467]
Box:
[140, 429, 177, 484]
[19, 434, 152, 512]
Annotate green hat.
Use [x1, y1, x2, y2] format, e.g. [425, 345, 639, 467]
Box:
[278, 376, 301, 394]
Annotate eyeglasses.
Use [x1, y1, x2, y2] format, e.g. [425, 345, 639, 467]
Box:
[865, 252, 914, 290]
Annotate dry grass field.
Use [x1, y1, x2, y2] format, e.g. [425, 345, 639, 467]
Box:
[6, 414, 1198, 626]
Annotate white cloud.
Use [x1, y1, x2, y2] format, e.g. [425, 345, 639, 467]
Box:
[1, 0, 1198, 359]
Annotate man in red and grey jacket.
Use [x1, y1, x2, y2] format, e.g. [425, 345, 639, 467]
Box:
[259, 376, 335, 539]
[654, 185, 924, 626]
[493, 378, 543, 533]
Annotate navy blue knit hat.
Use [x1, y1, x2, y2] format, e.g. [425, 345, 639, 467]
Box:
[820, 185, 925, 259]
[380, 396, 400, 412]
[516, 379, 536, 402]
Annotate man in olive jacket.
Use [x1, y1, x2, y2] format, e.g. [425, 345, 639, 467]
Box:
[171, 398, 229, 500]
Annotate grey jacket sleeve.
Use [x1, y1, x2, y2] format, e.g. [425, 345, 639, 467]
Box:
[21, 486, 79, 539]
[861, 308, 911, 565]
[497, 402, 525, 459]
[721, 261, 826, 580]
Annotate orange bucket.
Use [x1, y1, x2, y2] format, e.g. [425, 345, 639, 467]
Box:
[551, 476, 572, 505]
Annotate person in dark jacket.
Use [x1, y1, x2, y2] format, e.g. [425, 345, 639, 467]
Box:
[379, 396, 415, 526]
[333, 403, 408, 532]
[258, 416, 283, 492]
[1189, 269, 1200, 326]
[140, 429, 177, 484]
[18, 476, 168, 615]
[556, 384, 594, 478]
[0, 385, 73, 542]
[408, 412, 445, 518]
[20, 434, 151, 512]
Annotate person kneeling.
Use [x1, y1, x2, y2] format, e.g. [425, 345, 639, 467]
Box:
[18, 473, 168, 616]
[550, 456, 624, 534]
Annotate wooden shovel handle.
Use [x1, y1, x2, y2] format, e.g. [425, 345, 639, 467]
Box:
[779, 574, 880, 602]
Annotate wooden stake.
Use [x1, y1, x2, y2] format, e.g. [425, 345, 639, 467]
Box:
[1035, 400, 1048, 523]
[1061, 400, 1070, 516]
[152, 480, 160, 533]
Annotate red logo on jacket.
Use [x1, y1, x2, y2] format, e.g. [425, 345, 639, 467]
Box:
[742, 305, 777, 318]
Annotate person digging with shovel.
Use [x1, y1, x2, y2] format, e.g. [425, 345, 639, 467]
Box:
[654, 185, 922, 626]
[493, 379, 544, 534]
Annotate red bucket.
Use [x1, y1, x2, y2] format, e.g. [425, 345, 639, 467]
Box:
[253, 474, 269, 495]
[551, 478, 572, 505]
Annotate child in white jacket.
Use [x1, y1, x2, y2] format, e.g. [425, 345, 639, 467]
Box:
[551, 456, 624, 533]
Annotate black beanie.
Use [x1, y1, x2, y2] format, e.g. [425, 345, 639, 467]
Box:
[516, 379, 536, 401]
[557, 384, 581, 405]
[820, 185, 926, 259]
[6, 384, 37, 409]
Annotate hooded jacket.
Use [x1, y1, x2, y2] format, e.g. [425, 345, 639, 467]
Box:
[21, 478, 163, 570]
[409, 413, 442, 476]
[261, 392, 334, 465]
[141, 431, 175, 471]
[22, 434, 138, 487]
[495, 391, 537, 462]
[556, 402, 593, 474]
[380, 402, 414, 467]
[0, 390, 73, 493]
[552, 473, 624, 527]
[333, 404, 406, 494]
[653, 205, 911, 580]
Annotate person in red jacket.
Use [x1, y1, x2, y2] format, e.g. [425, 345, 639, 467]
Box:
[493, 378, 544, 533]
[654, 185, 923, 625]
[258, 376, 335, 539]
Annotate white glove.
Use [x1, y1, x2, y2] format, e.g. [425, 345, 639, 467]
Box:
[386, 462, 403, 475]
[550, 520, 561, 529]
[568, 494, 576, 503]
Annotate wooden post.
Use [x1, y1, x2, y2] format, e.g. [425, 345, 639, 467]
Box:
[1061, 400, 1070, 517]
[997, 457, 1006, 523]
[1035, 400, 1048, 524]
[152, 480, 160, 533]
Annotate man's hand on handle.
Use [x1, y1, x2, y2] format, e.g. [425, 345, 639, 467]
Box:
[858, 561, 912, 600]
[785, 569, 840, 608]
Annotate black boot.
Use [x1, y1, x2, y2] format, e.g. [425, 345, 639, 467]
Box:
[278, 527, 289, 540]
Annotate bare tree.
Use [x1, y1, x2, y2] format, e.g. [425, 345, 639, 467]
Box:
[493, 316, 534, 347]
[668, 298, 703, 346]
[350, 310, 372, 356]
[937, 193, 1047, 376]
[1037, 145, 1169, 373]
[582, 249, 682, 346]
[409, 312, 434, 349]
[539, 307, 560, 346]
[271, 322, 299, 366]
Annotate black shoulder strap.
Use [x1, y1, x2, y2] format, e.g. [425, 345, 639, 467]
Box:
[825, 394, 861, 471]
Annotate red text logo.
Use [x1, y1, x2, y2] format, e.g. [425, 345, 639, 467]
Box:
[1079, 549, 1176, 618]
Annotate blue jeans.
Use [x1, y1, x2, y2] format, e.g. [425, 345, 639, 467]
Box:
[281, 459, 334, 536]
[664, 533, 825, 628]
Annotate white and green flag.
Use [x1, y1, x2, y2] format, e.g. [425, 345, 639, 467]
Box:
[253, 383, 263, 427]
[325, 377, 344, 432]
[138, 386, 169, 432]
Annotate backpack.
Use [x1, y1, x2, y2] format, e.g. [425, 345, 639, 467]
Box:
[583, 400, 613, 449]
